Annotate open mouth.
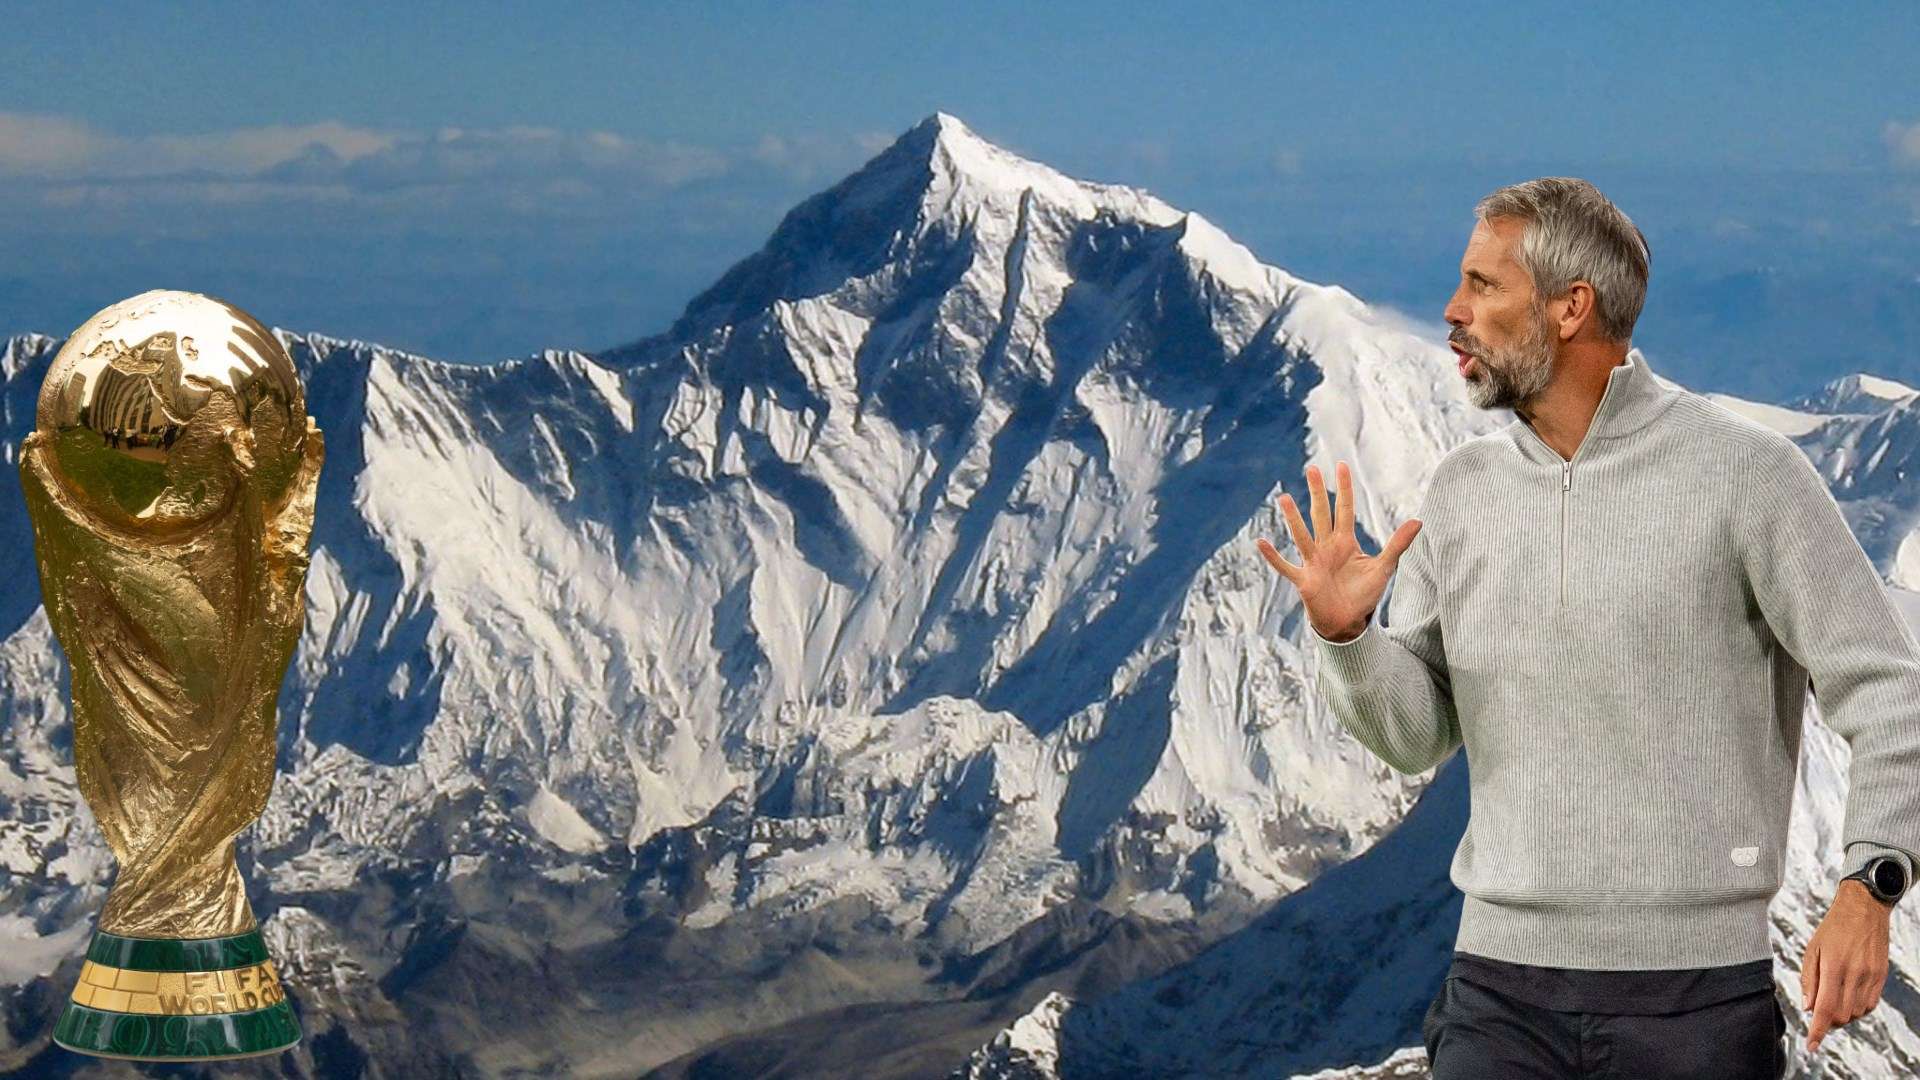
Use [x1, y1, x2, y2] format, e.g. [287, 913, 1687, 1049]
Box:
[1451, 344, 1476, 375]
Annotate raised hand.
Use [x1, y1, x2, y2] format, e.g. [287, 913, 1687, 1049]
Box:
[1255, 460, 1423, 643]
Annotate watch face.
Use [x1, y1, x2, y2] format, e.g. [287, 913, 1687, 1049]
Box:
[1871, 858, 1909, 898]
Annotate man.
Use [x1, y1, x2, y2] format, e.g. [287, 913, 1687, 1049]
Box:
[1256, 177, 1920, 1078]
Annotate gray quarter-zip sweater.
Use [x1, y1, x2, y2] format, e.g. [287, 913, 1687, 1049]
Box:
[1311, 347, 1920, 969]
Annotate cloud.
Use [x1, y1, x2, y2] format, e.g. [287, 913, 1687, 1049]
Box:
[1884, 118, 1920, 168]
[750, 130, 893, 182]
[0, 112, 887, 208]
[0, 113, 98, 174]
[0, 113, 396, 178]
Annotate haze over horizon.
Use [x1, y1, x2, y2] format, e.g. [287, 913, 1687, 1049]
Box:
[3, 4, 1917, 401]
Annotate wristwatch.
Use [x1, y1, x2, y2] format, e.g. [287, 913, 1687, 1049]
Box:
[1843, 854, 1912, 905]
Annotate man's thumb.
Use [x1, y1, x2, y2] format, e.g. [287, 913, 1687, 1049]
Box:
[1379, 517, 1422, 566]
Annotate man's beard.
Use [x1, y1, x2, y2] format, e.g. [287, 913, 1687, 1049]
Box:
[1453, 302, 1555, 411]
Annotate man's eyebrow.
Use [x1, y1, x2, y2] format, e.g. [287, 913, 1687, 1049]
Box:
[1463, 268, 1497, 285]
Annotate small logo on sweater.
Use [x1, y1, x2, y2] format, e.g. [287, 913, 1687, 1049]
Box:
[1731, 846, 1759, 866]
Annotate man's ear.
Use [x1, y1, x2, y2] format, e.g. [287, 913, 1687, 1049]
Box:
[1549, 282, 1593, 342]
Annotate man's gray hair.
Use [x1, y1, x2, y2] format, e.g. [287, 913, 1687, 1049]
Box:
[1474, 177, 1651, 343]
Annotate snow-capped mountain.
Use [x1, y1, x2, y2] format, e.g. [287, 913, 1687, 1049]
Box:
[1794, 373, 1920, 417]
[1, 111, 1917, 1078]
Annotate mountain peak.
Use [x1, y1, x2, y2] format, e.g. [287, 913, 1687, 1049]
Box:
[894, 109, 1059, 197]
[907, 109, 982, 148]
[653, 111, 1201, 343]
[885, 110, 1173, 219]
[1794, 371, 1920, 415]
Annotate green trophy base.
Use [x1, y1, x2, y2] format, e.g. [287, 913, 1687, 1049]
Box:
[52, 927, 300, 1061]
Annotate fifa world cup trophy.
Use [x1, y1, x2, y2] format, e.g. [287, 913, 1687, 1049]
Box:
[18, 290, 322, 1060]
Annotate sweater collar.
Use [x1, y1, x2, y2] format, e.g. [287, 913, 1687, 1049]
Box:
[1506, 347, 1680, 464]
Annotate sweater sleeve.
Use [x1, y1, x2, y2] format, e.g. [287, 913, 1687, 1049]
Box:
[1309, 509, 1461, 775]
[1738, 433, 1920, 890]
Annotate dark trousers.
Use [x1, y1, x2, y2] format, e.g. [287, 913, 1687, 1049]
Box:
[1423, 975, 1788, 1079]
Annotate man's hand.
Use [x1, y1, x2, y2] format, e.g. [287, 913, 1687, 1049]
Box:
[1255, 460, 1422, 641]
[1801, 880, 1893, 1054]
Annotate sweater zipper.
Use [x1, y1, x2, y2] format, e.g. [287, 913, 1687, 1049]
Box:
[1515, 367, 1628, 608]
[1560, 460, 1571, 605]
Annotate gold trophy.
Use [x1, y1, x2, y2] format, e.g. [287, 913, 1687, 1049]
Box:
[18, 289, 321, 1060]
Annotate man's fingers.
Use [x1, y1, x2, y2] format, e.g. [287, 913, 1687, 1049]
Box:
[1802, 939, 1817, 1009]
[1333, 460, 1355, 537]
[1255, 537, 1301, 584]
[1379, 518, 1423, 568]
[1277, 492, 1315, 561]
[1809, 950, 1837, 1052]
[1307, 464, 1331, 542]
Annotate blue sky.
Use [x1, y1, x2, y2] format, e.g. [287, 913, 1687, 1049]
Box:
[2, 4, 1917, 399]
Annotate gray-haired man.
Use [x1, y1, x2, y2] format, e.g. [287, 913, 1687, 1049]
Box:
[1258, 177, 1920, 1078]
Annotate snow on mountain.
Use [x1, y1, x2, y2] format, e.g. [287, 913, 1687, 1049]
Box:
[1707, 369, 1920, 438]
[576, 108, 1516, 947]
[2, 110, 1918, 1077]
[1701, 390, 1837, 437]
[951, 990, 1073, 1079]
[1795, 372, 1920, 416]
